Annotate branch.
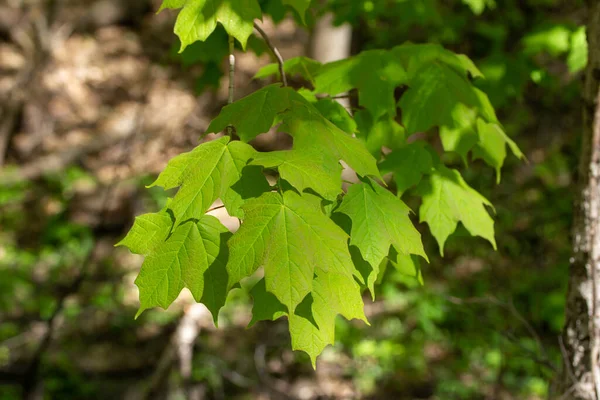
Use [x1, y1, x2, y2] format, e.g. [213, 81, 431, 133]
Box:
[253, 22, 287, 87]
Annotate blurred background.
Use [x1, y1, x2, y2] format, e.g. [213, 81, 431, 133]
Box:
[0, 0, 587, 398]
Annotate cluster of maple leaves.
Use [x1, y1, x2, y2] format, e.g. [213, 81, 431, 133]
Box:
[117, 0, 523, 364]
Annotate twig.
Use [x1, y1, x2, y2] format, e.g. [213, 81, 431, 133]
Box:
[253, 22, 287, 87]
[206, 204, 226, 213]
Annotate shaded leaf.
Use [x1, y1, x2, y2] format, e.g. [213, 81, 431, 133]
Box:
[336, 178, 427, 296]
[417, 166, 496, 255]
[135, 216, 230, 317]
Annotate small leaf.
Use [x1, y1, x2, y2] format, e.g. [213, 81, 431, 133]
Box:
[150, 137, 256, 224]
[289, 270, 367, 367]
[315, 50, 407, 118]
[314, 98, 357, 134]
[388, 248, 424, 285]
[250, 149, 342, 200]
[354, 110, 405, 155]
[439, 103, 479, 162]
[281, 97, 381, 180]
[399, 62, 479, 135]
[473, 119, 524, 182]
[336, 178, 427, 296]
[417, 166, 496, 255]
[165, 0, 262, 51]
[116, 211, 172, 255]
[392, 43, 484, 80]
[207, 84, 292, 142]
[282, 0, 311, 22]
[379, 142, 433, 195]
[135, 216, 230, 317]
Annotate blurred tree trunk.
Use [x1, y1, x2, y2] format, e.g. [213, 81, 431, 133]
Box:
[309, 12, 351, 111]
[553, 1, 600, 398]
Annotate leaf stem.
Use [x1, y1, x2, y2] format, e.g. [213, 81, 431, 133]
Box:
[253, 22, 287, 87]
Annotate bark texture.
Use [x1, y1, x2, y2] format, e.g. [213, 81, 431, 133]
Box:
[554, 2, 600, 398]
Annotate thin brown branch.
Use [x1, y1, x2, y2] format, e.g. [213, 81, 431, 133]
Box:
[253, 22, 287, 87]
[207, 204, 226, 213]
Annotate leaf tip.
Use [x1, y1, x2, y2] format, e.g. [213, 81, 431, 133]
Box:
[134, 307, 146, 320]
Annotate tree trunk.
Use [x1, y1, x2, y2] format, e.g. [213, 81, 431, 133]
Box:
[553, 2, 600, 398]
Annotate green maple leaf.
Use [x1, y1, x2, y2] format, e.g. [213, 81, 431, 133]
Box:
[149, 136, 255, 224]
[379, 142, 435, 195]
[221, 165, 272, 218]
[206, 84, 292, 142]
[399, 61, 480, 135]
[336, 178, 427, 296]
[161, 0, 262, 51]
[289, 270, 367, 367]
[116, 211, 172, 255]
[248, 278, 287, 326]
[354, 110, 405, 155]
[473, 119, 524, 182]
[392, 43, 484, 80]
[206, 88, 378, 181]
[389, 251, 424, 285]
[254, 56, 322, 84]
[314, 50, 407, 118]
[313, 98, 357, 134]
[281, 97, 381, 180]
[438, 103, 479, 162]
[250, 149, 342, 200]
[282, 0, 311, 22]
[249, 270, 367, 367]
[417, 166, 496, 255]
[135, 215, 230, 317]
[226, 190, 359, 314]
[198, 215, 233, 323]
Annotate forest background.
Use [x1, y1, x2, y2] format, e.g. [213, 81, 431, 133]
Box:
[0, 0, 587, 399]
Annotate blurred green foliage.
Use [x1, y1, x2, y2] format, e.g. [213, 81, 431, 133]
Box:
[0, 0, 585, 398]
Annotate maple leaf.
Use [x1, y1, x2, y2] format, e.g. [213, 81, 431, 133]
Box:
[379, 142, 435, 195]
[149, 136, 256, 224]
[206, 84, 292, 142]
[417, 166, 496, 255]
[281, 97, 381, 180]
[473, 119, 525, 182]
[116, 211, 172, 255]
[250, 270, 367, 367]
[288, 270, 367, 367]
[314, 50, 407, 118]
[226, 190, 359, 314]
[160, 0, 262, 50]
[282, 0, 311, 22]
[336, 178, 427, 296]
[250, 149, 343, 200]
[354, 110, 405, 155]
[135, 216, 230, 318]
